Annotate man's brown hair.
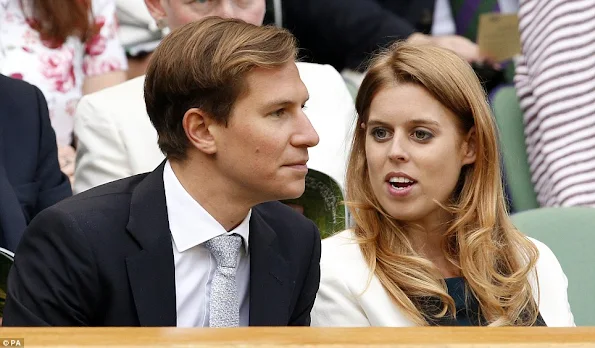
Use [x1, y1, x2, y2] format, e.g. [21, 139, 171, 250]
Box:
[144, 17, 298, 160]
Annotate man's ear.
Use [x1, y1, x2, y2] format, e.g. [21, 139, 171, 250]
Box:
[183, 108, 218, 155]
[461, 126, 477, 165]
[144, 0, 166, 22]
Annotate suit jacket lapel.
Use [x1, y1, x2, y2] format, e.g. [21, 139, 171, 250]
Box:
[125, 161, 177, 326]
[248, 209, 294, 326]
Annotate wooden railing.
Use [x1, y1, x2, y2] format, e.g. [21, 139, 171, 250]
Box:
[0, 327, 593, 347]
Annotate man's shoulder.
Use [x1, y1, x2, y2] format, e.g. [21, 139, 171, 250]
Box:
[52, 174, 147, 220]
[0, 76, 46, 142]
[0, 74, 35, 95]
[254, 200, 313, 223]
[0, 75, 39, 110]
[320, 229, 361, 261]
[253, 201, 318, 236]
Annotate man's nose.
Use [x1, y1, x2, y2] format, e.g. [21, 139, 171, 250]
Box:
[293, 112, 320, 148]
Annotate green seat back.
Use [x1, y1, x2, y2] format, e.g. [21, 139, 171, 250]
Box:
[491, 86, 539, 212]
[511, 207, 595, 326]
[283, 169, 348, 239]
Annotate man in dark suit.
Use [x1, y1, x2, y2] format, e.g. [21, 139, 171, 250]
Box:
[3, 18, 321, 327]
[0, 74, 71, 252]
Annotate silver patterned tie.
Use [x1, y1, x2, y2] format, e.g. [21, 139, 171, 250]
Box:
[204, 234, 243, 327]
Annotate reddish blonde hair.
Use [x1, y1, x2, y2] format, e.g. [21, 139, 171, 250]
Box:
[346, 42, 540, 326]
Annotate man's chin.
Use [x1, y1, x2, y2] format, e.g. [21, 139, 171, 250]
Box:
[257, 181, 305, 203]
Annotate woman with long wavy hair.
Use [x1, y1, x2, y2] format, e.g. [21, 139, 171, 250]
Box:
[311, 42, 574, 327]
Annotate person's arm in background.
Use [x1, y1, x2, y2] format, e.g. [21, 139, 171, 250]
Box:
[283, 0, 415, 71]
[69, 0, 128, 189]
[32, 86, 72, 211]
[283, 0, 488, 71]
[73, 95, 132, 194]
[81, 0, 128, 94]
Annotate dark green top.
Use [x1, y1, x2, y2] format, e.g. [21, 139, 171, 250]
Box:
[445, 277, 474, 326]
[436, 277, 547, 326]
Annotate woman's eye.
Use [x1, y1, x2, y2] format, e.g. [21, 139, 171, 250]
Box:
[371, 127, 390, 140]
[412, 129, 432, 141]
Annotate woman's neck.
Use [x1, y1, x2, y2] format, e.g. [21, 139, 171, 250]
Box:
[404, 212, 461, 278]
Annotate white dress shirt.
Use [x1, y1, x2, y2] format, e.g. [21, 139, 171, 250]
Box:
[432, 0, 519, 36]
[163, 161, 251, 327]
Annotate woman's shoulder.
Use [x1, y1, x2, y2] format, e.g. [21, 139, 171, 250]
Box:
[320, 229, 367, 270]
[319, 229, 374, 293]
[525, 238, 575, 326]
[527, 237, 560, 268]
[321, 230, 361, 257]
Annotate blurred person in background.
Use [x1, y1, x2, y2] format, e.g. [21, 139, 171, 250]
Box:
[0, 0, 128, 183]
[114, 0, 284, 80]
[514, 0, 595, 207]
[0, 74, 71, 253]
[282, 0, 517, 88]
[115, 0, 163, 79]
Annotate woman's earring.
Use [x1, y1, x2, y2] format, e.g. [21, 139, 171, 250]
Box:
[156, 17, 168, 30]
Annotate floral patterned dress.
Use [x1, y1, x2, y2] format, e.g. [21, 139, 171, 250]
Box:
[0, 0, 127, 146]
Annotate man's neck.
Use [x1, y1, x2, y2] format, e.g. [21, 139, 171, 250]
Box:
[170, 159, 252, 232]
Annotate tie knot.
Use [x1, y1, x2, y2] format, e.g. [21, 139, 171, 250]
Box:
[204, 234, 242, 268]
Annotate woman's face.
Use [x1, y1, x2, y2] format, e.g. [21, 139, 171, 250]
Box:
[364, 83, 476, 229]
[150, 0, 266, 29]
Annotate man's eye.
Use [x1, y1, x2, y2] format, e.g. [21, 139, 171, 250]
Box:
[271, 109, 285, 117]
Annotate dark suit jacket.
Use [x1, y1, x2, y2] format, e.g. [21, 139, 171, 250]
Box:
[3, 163, 321, 326]
[283, 0, 435, 71]
[0, 75, 72, 252]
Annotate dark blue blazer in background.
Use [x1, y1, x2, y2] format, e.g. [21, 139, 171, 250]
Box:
[0, 74, 72, 252]
[283, 0, 436, 71]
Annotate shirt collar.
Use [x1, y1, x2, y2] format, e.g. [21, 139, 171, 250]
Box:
[163, 161, 251, 253]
